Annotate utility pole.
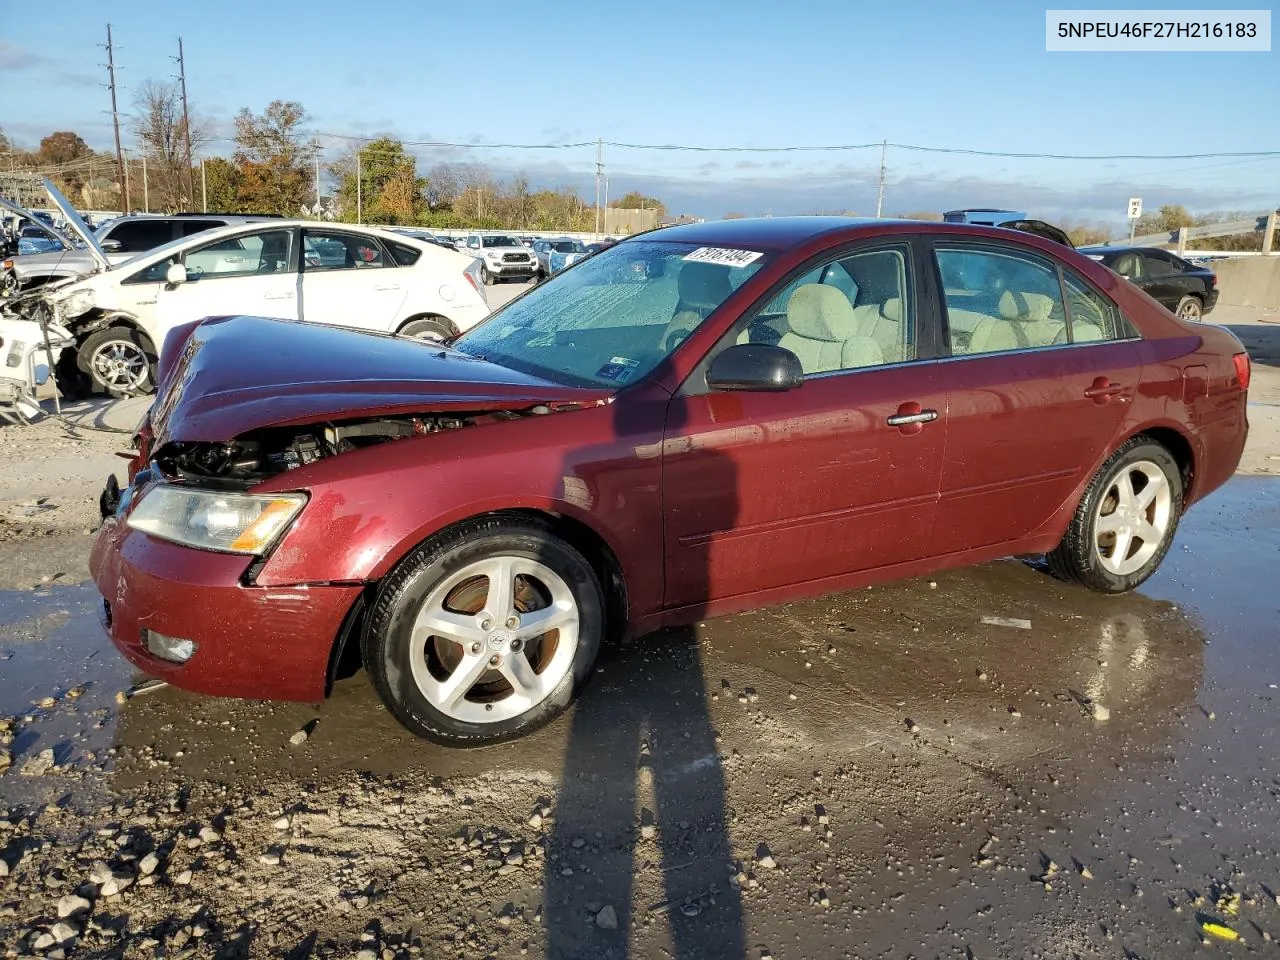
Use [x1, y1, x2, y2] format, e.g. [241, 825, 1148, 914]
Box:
[356, 150, 362, 224]
[142, 155, 149, 212]
[103, 24, 130, 212]
[594, 139, 603, 236]
[175, 38, 195, 207]
[875, 140, 887, 218]
[314, 156, 321, 211]
[200, 158, 207, 212]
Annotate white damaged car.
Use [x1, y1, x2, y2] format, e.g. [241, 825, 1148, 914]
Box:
[43, 217, 491, 396]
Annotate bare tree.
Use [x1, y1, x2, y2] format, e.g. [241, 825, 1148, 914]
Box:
[133, 80, 207, 211]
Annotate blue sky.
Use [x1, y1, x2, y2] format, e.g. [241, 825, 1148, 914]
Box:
[1, 0, 1275, 226]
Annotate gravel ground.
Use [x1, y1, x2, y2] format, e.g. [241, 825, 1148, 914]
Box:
[0, 301, 1277, 959]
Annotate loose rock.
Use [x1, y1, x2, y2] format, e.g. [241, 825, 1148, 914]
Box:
[595, 905, 618, 930]
[56, 895, 90, 919]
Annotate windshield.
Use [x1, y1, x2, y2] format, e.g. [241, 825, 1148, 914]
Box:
[551, 240, 586, 253]
[482, 235, 521, 248]
[453, 240, 765, 388]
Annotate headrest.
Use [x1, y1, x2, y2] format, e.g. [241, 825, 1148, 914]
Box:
[998, 290, 1055, 321]
[879, 297, 903, 322]
[677, 262, 733, 309]
[786, 284, 856, 341]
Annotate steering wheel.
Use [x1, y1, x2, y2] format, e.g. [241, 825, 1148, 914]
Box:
[665, 328, 693, 352]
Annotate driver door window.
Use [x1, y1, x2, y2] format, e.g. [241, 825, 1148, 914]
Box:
[728, 245, 916, 375]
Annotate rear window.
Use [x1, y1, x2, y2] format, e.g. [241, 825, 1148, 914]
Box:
[388, 241, 422, 267]
[106, 220, 174, 252]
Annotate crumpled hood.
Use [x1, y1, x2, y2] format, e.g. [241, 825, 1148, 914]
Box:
[150, 315, 613, 446]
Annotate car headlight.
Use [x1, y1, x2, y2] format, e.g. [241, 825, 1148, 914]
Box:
[485, 250, 501, 259]
[127, 486, 307, 555]
[58, 288, 95, 317]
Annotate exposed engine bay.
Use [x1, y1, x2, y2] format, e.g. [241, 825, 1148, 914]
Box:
[153, 411, 524, 486]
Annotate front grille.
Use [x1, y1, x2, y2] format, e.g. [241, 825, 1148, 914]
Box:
[502, 253, 530, 263]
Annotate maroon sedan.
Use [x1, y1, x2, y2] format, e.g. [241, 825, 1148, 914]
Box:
[90, 218, 1250, 745]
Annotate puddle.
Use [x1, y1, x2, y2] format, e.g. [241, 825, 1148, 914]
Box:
[0, 582, 135, 806]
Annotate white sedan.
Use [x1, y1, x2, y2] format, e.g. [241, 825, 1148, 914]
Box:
[47, 221, 491, 396]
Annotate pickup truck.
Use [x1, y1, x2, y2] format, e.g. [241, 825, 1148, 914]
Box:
[458, 233, 537, 284]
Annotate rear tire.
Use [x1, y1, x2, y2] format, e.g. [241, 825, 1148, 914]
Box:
[1047, 438, 1183, 593]
[363, 516, 605, 746]
[1175, 295, 1203, 321]
[399, 316, 455, 342]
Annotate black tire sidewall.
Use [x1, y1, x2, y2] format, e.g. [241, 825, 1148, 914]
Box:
[77, 325, 157, 396]
[400, 317, 451, 341]
[366, 522, 604, 746]
[1069, 441, 1183, 592]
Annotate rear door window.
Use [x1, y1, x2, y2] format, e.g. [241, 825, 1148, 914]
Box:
[935, 245, 1067, 355]
[106, 220, 174, 253]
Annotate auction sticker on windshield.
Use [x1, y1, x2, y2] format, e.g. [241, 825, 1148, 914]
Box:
[682, 247, 764, 268]
[596, 356, 640, 382]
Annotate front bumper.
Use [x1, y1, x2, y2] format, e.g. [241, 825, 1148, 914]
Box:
[485, 259, 536, 276]
[90, 509, 363, 704]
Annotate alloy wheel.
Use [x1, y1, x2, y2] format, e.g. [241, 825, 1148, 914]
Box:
[1093, 460, 1173, 576]
[408, 556, 579, 724]
[1178, 299, 1202, 320]
[90, 340, 149, 392]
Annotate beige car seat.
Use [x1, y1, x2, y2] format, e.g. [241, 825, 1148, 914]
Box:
[663, 261, 733, 347]
[964, 290, 1066, 353]
[778, 284, 883, 373]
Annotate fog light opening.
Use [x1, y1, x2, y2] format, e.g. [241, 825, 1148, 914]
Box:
[143, 629, 197, 664]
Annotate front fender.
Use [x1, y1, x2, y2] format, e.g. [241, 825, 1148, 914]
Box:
[249, 396, 668, 618]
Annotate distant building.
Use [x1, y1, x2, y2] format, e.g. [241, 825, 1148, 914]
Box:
[659, 214, 704, 227]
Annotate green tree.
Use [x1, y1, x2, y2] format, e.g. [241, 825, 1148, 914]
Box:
[330, 137, 423, 224]
[232, 100, 318, 216]
[201, 157, 242, 212]
[610, 191, 666, 219]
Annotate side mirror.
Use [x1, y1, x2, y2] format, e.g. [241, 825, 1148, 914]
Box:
[706, 343, 804, 392]
[101, 239, 123, 253]
[165, 262, 188, 285]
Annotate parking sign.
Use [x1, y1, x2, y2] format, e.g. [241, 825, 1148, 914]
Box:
[1127, 197, 1143, 219]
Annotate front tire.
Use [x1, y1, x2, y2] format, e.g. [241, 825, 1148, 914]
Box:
[1175, 295, 1203, 321]
[1047, 438, 1183, 593]
[480, 265, 494, 286]
[364, 516, 605, 746]
[77, 325, 156, 396]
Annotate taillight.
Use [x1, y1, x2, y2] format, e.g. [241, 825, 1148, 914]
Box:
[1209, 273, 1217, 288]
[1232, 352, 1251, 391]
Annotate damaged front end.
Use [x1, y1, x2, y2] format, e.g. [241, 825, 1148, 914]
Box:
[152, 412, 510, 487]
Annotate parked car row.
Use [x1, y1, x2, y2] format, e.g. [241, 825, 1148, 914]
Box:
[1, 181, 492, 397]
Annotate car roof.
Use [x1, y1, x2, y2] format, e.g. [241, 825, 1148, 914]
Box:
[629, 216, 1070, 251]
[1078, 245, 1177, 256]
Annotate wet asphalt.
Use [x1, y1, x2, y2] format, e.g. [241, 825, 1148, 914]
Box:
[1, 476, 1278, 958]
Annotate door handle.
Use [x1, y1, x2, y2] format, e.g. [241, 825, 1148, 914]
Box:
[373, 284, 401, 292]
[263, 292, 295, 300]
[1083, 377, 1123, 402]
[886, 409, 938, 427]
